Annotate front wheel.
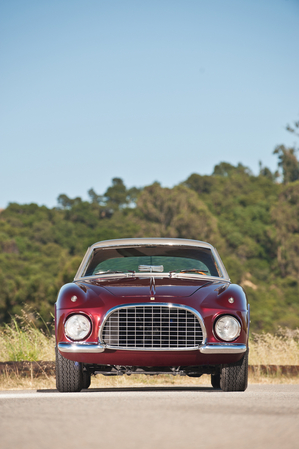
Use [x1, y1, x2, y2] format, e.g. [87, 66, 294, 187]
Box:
[220, 349, 248, 392]
[56, 347, 83, 392]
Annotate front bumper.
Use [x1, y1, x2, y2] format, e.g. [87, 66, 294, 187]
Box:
[58, 342, 247, 355]
[58, 342, 105, 353]
[199, 343, 247, 354]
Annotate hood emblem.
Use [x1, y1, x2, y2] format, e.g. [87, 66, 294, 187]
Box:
[149, 277, 156, 301]
[150, 276, 156, 295]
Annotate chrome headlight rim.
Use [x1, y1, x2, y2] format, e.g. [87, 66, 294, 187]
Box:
[214, 314, 241, 342]
[64, 313, 92, 342]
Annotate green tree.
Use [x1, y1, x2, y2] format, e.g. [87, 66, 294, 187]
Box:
[104, 178, 128, 211]
[286, 119, 299, 139]
[135, 183, 221, 244]
[103, 178, 141, 212]
[184, 174, 215, 195]
[87, 188, 104, 205]
[57, 194, 82, 210]
[271, 181, 299, 278]
[258, 161, 278, 182]
[213, 162, 252, 177]
[273, 145, 299, 183]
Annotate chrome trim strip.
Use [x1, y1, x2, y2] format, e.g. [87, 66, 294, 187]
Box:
[212, 246, 229, 280]
[75, 273, 225, 283]
[247, 304, 250, 333]
[99, 346, 203, 352]
[168, 273, 223, 282]
[58, 342, 105, 354]
[99, 302, 207, 351]
[199, 344, 247, 354]
[74, 238, 230, 281]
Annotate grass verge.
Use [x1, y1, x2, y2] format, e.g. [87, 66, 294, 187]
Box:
[1, 371, 299, 391]
[0, 311, 55, 362]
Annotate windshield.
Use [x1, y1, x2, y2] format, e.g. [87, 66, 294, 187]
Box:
[83, 246, 221, 277]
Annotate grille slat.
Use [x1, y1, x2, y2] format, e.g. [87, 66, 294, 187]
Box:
[101, 305, 203, 350]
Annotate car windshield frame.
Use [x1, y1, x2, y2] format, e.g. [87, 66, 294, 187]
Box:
[74, 238, 230, 281]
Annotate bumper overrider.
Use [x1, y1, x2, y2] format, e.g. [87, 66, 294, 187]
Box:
[58, 342, 247, 354]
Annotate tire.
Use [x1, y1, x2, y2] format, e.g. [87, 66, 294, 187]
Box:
[211, 372, 221, 389]
[56, 347, 83, 392]
[82, 370, 91, 389]
[220, 349, 248, 392]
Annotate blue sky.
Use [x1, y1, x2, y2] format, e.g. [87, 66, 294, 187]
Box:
[1, 0, 299, 208]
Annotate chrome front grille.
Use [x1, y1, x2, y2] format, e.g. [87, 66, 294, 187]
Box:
[100, 304, 204, 351]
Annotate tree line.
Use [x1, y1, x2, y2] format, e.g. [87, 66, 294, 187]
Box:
[1, 122, 299, 332]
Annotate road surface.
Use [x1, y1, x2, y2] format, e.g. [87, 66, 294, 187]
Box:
[0, 384, 298, 449]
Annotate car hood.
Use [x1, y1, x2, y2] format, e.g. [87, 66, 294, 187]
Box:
[85, 276, 214, 298]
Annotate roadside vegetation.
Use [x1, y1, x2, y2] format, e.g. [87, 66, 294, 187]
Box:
[0, 312, 55, 362]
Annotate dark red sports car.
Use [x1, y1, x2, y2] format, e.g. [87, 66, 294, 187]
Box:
[55, 238, 249, 392]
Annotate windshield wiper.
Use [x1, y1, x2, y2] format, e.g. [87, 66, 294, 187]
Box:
[94, 270, 136, 276]
[180, 269, 208, 274]
[169, 269, 209, 277]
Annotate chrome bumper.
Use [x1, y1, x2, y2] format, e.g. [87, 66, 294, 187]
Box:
[199, 344, 247, 354]
[58, 342, 247, 354]
[58, 342, 105, 354]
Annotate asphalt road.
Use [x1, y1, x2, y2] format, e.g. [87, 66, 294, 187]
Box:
[0, 384, 298, 449]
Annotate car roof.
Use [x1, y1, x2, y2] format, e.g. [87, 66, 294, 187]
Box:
[88, 238, 215, 250]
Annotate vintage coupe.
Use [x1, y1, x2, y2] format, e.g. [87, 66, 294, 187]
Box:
[55, 238, 249, 392]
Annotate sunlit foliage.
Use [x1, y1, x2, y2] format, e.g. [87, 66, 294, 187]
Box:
[1, 142, 299, 332]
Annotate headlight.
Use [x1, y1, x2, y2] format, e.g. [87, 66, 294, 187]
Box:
[65, 314, 91, 341]
[214, 315, 241, 341]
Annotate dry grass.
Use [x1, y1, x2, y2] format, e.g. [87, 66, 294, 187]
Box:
[88, 372, 299, 387]
[0, 371, 56, 391]
[249, 327, 299, 365]
[0, 372, 212, 391]
[248, 372, 299, 385]
[1, 371, 299, 391]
